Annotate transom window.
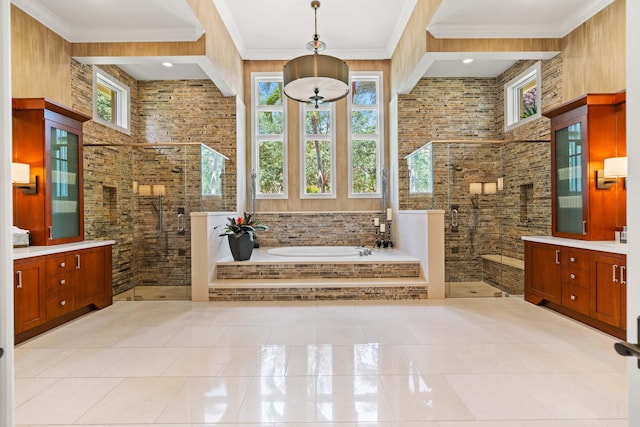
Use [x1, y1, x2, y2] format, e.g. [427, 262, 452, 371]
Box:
[349, 73, 383, 198]
[300, 103, 336, 198]
[252, 73, 287, 198]
[504, 61, 541, 131]
[93, 66, 130, 134]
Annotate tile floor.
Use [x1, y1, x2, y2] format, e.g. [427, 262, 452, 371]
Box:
[14, 297, 627, 426]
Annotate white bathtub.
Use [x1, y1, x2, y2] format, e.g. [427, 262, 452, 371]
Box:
[267, 246, 362, 257]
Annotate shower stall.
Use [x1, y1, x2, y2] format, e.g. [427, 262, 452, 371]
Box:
[405, 140, 550, 298]
[84, 143, 231, 300]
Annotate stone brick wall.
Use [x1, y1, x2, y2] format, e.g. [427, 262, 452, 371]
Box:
[73, 62, 237, 295]
[247, 211, 387, 248]
[396, 56, 563, 284]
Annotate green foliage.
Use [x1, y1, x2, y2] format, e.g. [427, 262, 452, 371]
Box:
[218, 212, 268, 241]
[304, 139, 332, 193]
[201, 145, 223, 196]
[259, 140, 284, 194]
[96, 91, 113, 122]
[408, 145, 433, 194]
[352, 140, 377, 193]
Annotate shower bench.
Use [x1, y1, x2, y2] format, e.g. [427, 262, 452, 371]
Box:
[481, 254, 525, 295]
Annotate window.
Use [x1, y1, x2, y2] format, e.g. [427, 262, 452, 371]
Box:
[93, 66, 130, 134]
[252, 73, 287, 198]
[504, 61, 541, 132]
[201, 145, 228, 196]
[300, 103, 336, 198]
[406, 142, 433, 194]
[349, 73, 383, 197]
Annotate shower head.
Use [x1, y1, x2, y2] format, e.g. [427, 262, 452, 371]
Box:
[171, 166, 183, 174]
[448, 163, 463, 172]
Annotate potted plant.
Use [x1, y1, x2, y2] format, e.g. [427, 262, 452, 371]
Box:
[218, 213, 268, 261]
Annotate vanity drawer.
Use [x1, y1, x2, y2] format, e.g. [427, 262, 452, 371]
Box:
[46, 272, 74, 292]
[46, 255, 75, 275]
[561, 249, 589, 270]
[562, 282, 589, 315]
[561, 268, 588, 287]
[46, 287, 75, 319]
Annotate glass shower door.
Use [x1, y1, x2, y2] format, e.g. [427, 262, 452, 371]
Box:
[130, 145, 190, 301]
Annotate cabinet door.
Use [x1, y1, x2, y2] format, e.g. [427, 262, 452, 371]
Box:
[14, 259, 47, 334]
[525, 242, 562, 305]
[589, 252, 624, 328]
[552, 116, 587, 238]
[46, 119, 83, 244]
[74, 247, 109, 308]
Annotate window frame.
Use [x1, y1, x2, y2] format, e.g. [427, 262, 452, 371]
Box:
[504, 61, 542, 132]
[251, 72, 288, 199]
[348, 71, 384, 199]
[299, 102, 337, 199]
[92, 66, 130, 135]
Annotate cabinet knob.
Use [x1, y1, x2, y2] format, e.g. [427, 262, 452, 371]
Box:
[570, 257, 576, 262]
[59, 279, 66, 285]
[60, 300, 66, 306]
[571, 295, 577, 301]
[570, 273, 576, 279]
[60, 262, 66, 268]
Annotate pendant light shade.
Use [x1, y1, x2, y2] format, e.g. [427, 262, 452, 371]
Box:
[283, 1, 349, 108]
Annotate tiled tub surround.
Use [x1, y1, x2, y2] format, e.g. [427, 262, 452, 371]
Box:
[191, 211, 446, 302]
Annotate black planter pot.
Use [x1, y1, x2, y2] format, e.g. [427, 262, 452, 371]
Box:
[227, 233, 254, 261]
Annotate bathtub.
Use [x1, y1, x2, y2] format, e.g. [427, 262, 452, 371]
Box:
[267, 246, 362, 257]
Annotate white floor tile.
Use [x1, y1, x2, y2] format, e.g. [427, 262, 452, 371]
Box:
[11, 298, 629, 426]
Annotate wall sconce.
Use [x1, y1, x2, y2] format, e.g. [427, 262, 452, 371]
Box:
[483, 182, 497, 195]
[152, 185, 166, 196]
[12, 162, 37, 194]
[138, 184, 152, 196]
[597, 156, 628, 189]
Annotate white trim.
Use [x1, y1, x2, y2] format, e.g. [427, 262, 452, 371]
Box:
[299, 102, 336, 199]
[348, 71, 384, 199]
[251, 72, 288, 199]
[504, 61, 542, 132]
[1, 0, 14, 423]
[92, 66, 131, 135]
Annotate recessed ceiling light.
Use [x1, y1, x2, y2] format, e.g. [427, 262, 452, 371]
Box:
[162, 62, 174, 68]
[462, 58, 474, 64]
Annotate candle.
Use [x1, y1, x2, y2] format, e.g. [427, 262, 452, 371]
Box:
[386, 208, 392, 221]
[379, 223, 386, 233]
[374, 217, 379, 226]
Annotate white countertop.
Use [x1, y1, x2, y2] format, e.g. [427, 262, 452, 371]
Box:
[13, 240, 116, 260]
[522, 235, 627, 255]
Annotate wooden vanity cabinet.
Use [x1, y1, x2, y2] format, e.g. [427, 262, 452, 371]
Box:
[14, 244, 113, 343]
[524, 241, 562, 304]
[12, 98, 91, 246]
[14, 258, 47, 334]
[524, 240, 626, 339]
[589, 251, 626, 330]
[544, 92, 626, 241]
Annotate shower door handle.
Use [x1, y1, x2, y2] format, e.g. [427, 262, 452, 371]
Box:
[451, 209, 458, 227]
[178, 213, 185, 234]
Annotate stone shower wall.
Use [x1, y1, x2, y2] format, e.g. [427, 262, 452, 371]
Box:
[73, 62, 237, 294]
[396, 56, 563, 287]
[72, 62, 139, 294]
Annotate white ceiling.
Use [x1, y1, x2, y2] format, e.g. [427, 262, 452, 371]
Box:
[11, 0, 614, 82]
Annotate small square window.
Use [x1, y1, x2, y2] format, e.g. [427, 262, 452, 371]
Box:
[504, 62, 541, 132]
[93, 66, 130, 134]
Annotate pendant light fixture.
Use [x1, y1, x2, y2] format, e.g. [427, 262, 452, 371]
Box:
[283, 1, 349, 108]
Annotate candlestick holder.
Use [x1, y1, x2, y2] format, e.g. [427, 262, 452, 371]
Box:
[383, 219, 393, 248]
[374, 225, 382, 249]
